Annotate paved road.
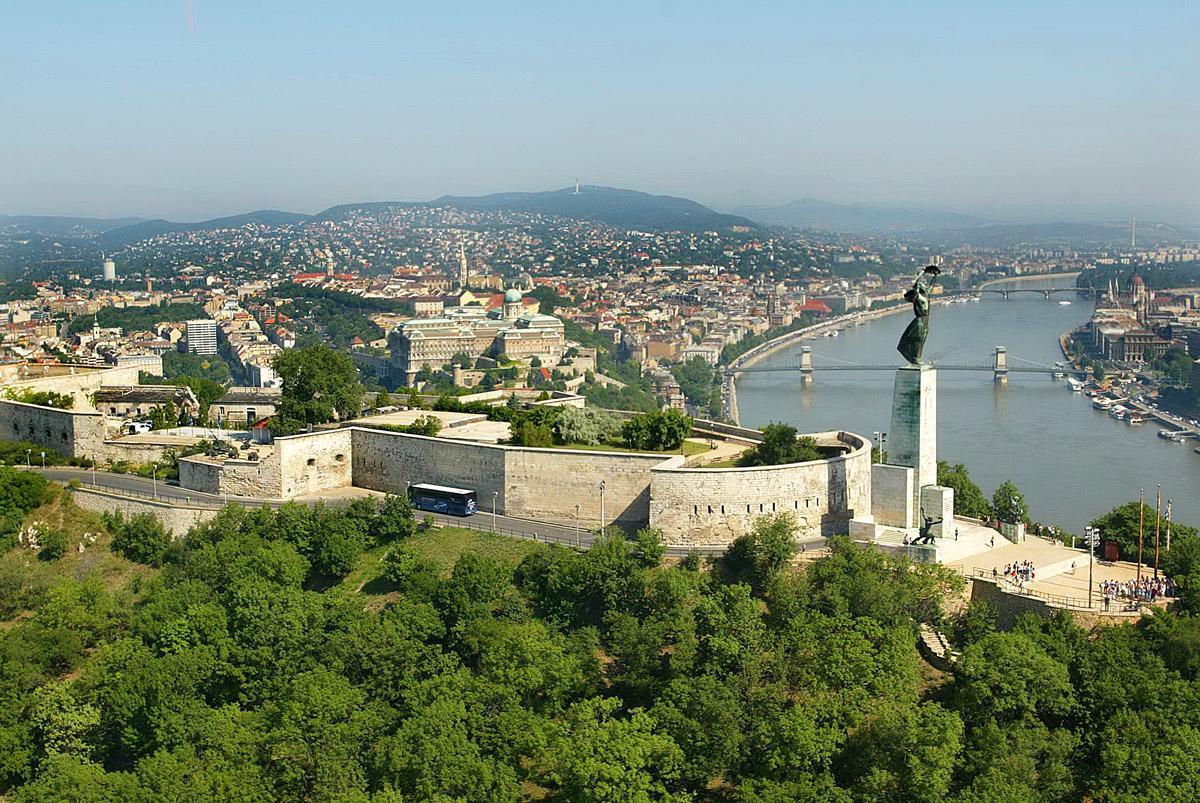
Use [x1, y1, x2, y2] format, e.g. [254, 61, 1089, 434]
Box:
[36, 467, 810, 556]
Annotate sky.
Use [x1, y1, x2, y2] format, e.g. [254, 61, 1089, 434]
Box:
[2, 0, 1197, 223]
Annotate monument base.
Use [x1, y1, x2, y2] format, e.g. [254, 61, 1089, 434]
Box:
[889, 365, 937, 516]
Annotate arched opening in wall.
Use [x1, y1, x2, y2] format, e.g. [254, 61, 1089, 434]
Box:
[61, 432, 68, 442]
[306, 458, 316, 466]
[335, 454, 346, 462]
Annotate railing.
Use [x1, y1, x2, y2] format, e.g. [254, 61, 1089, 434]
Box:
[76, 482, 228, 509]
[967, 567, 1147, 612]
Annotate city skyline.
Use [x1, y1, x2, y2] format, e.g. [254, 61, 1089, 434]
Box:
[2, 1, 1197, 223]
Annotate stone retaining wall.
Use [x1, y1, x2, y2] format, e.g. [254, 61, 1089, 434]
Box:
[647, 431, 871, 545]
[70, 488, 218, 536]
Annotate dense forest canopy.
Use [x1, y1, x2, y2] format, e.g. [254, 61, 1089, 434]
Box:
[2, 471, 1200, 801]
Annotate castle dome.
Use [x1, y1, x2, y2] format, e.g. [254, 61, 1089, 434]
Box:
[504, 288, 523, 303]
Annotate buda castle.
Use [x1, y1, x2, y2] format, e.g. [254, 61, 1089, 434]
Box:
[389, 288, 565, 384]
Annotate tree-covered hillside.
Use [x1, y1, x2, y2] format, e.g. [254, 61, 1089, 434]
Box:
[2, 474, 1200, 801]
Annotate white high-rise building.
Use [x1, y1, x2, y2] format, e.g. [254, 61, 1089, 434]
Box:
[102, 258, 116, 282]
[186, 319, 218, 355]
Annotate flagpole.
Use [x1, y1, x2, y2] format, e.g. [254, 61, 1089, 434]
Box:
[1154, 485, 1162, 580]
[1136, 489, 1144, 583]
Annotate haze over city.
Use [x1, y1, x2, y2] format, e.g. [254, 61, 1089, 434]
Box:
[3, 0, 1197, 223]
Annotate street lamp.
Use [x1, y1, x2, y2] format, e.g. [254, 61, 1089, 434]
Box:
[575, 504, 581, 547]
[152, 465, 158, 500]
[872, 431, 887, 464]
[39, 451, 45, 469]
[1086, 526, 1101, 609]
[492, 490, 498, 533]
[26, 448, 31, 468]
[599, 480, 607, 533]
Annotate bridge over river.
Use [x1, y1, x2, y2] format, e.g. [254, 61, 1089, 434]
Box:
[727, 345, 1089, 384]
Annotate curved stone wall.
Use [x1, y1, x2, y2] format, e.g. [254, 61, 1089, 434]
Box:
[648, 431, 872, 546]
[178, 424, 873, 547]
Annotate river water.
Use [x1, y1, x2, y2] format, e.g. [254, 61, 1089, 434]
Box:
[735, 277, 1199, 533]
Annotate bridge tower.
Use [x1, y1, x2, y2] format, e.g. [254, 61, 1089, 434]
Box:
[1043, 290, 1051, 299]
[1001, 289, 1009, 300]
[993, 346, 1008, 385]
[798, 346, 813, 385]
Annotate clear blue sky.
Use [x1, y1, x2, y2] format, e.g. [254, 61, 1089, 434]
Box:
[3, 0, 1197, 222]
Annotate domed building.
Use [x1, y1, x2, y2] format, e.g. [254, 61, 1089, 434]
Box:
[389, 285, 565, 384]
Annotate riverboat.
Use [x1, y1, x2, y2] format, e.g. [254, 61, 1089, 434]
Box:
[1160, 429, 1181, 440]
[1127, 414, 1148, 425]
[1067, 378, 1085, 392]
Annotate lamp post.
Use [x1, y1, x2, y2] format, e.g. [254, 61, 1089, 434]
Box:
[152, 465, 158, 500]
[26, 448, 31, 468]
[575, 504, 581, 548]
[40, 451, 45, 469]
[599, 480, 606, 533]
[1086, 526, 1097, 609]
[492, 490, 498, 533]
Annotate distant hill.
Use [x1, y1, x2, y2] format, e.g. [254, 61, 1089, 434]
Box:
[436, 186, 758, 232]
[316, 187, 757, 233]
[0, 215, 146, 236]
[734, 199, 979, 232]
[99, 210, 310, 248]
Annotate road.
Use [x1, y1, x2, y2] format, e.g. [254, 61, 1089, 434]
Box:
[36, 467, 803, 556]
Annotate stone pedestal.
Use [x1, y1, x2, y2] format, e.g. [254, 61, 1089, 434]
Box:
[889, 365, 937, 516]
[920, 485, 954, 539]
[872, 463, 915, 529]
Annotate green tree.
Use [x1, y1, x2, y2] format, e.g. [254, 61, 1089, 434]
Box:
[621, 409, 692, 451]
[738, 423, 822, 467]
[671, 356, 716, 408]
[380, 544, 442, 600]
[272, 345, 364, 433]
[370, 494, 417, 543]
[1152, 347, 1194, 385]
[1092, 500, 1197, 567]
[725, 513, 798, 591]
[553, 406, 622, 446]
[536, 697, 686, 803]
[103, 510, 171, 565]
[952, 632, 1076, 726]
[937, 461, 992, 519]
[991, 480, 1029, 525]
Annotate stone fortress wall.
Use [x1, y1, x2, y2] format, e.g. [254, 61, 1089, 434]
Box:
[0, 398, 107, 459]
[0, 364, 176, 464]
[648, 431, 872, 545]
[179, 429, 354, 500]
[179, 425, 873, 545]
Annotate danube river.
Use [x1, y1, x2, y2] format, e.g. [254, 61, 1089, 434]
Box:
[735, 277, 1198, 533]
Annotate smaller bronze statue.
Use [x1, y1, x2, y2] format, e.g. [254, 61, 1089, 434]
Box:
[914, 514, 943, 545]
[897, 265, 941, 364]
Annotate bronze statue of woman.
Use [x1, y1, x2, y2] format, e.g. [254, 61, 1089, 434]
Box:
[897, 265, 940, 364]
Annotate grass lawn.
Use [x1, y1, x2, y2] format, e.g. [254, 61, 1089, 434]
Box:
[337, 525, 545, 598]
[553, 439, 710, 457]
[701, 457, 741, 468]
[0, 492, 152, 628]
